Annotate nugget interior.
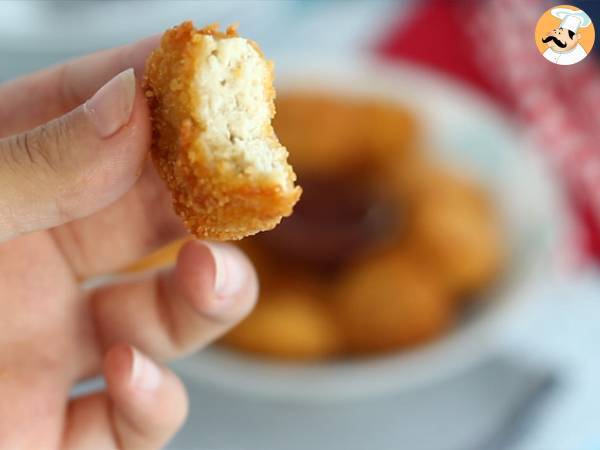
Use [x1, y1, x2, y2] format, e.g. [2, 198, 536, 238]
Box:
[193, 36, 290, 187]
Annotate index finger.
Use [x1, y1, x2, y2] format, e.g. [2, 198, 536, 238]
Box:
[0, 34, 159, 138]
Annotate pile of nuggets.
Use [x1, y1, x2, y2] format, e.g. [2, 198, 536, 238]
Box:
[223, 94, 505, 360]
[131, 93, 505, 361]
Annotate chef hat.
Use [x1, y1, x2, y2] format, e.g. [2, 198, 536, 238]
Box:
[551, 7, 592, 33]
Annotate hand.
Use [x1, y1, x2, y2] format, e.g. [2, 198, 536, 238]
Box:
[0, 36, 258, 450]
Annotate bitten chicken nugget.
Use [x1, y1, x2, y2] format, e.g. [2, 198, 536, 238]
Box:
[144, 22, 301, 240]
[334, 254, 453, 355]
[223, 291, 344, 360]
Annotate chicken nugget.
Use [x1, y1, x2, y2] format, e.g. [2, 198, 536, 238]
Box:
[334, 254, 453, 355]
[274, 95, 417, 177]
[222, 291, 344, 360]
[144, 22, 301, 240]
[361, 100, 417, 165]
[394, 164, 502, 295]
[410, 194, 504, 297]
[273, 94, 364, 175]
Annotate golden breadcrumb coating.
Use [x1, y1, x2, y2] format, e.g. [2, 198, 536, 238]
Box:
[144, 22, 301, 240]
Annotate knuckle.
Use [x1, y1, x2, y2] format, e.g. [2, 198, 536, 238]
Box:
[36, 118, 72, 171]
[0, 115, 79, 224]
[3, 124, 60, 173]
[1, 134, 23, 169]
[10, 113, 77, 176]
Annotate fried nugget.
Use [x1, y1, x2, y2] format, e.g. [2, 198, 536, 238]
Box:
[410, 194, 504, 297]
[144, 22, 301, 240]
[403, 166, 504, 296]
[334, 254, 453, 355]
[222, 290, 344, 360]
[274, 95, 417, 176]
[273, 94, 365, 175]
[361, 101, 417, 165]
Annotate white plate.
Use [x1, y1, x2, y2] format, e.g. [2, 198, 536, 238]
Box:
[174, 57, 568, 402]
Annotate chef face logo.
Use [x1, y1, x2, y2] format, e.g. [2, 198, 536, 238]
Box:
[534, 5, 595, 65]
[542, 27, 580, 52]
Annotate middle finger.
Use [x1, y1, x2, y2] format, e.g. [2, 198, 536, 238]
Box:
[78, 240, 257, 378]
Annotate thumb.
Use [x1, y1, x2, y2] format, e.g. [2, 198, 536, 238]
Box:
[0, 68, 150, 242]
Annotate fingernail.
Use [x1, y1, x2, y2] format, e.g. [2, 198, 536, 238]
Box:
[205, 243, 247, 299]
[130, 347, 162, 391]
[84, 68, 136, 138]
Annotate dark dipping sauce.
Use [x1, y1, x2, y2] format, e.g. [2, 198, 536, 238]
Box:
[255, 172, 400, 274]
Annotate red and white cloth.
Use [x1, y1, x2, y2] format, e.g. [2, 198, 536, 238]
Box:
[378, 0, 600, 263]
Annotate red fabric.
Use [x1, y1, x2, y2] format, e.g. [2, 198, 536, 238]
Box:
[377, 0, 600, 261]
[378, 0, 507, 104]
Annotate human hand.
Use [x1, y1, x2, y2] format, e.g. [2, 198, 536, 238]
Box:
[0, 36, 258, 450]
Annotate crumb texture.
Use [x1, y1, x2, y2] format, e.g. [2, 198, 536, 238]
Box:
[144, 21, 300, 240]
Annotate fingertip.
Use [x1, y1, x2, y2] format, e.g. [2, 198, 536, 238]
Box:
[103, 344, 188, 447]
[175, 240, 216, 300]
[89, 77, 151, 195]
[119, 77, 151, 144]
[84, 68, 136, 139]
[104, 344, 164, 393]
[103, 343, 133, 386]
[59, 76, 151, 221]
[174, 240, 258, 321]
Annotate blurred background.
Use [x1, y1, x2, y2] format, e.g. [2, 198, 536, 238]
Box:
[3, 1, 600, 449]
